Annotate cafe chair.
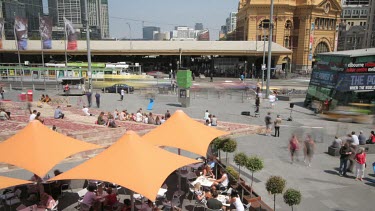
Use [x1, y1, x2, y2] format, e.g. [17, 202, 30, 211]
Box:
[60, 181, 73, 198]
[193, 200, 206, 211]
[76, 188, 88, 209]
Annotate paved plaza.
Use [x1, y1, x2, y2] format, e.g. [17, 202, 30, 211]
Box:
[0, 78, 374, 211]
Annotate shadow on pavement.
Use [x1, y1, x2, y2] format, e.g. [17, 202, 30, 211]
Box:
[166, 103, 182, 107]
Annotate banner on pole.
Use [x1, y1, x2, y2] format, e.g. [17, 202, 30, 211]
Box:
[15, 16, 28, 50]
[308, 23, 315, 61]
[64, 17, 77, 50]
[40, 16, 52, 49]
[0, 18, 4, 49]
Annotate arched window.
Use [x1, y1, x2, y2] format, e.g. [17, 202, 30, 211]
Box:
[259, 19, 270, 29]
[315, 42, 330, 55]
[285, 20, 293, 29]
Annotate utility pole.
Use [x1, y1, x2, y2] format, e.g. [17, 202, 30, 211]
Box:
[266, 0, 274, 97]
[262, 27, 266, 92]
[84, 0, 92, 91]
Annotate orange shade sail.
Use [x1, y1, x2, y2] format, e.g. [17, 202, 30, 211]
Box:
[0, 121, 102, 177]
[0, 176, 32, 189]
[49, 131, 200, 201]
[143, 110, 229, 156]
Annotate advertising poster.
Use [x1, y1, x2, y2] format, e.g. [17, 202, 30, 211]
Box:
[310, 70, 338, 88]
[0, 18, 4, 49]
[336, 73, 375, 91]
[64, 17, 77, 50]
[15, 17, 28, 50]
[39, 16, 52, 49]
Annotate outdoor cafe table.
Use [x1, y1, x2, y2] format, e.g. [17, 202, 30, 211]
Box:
[16, 204, 45, 211]
[217, 195, 231, 207]
[191, 176, 214, 187]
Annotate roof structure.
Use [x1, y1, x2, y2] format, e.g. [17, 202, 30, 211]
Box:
[319, 48, 375, 57]
[1, 40, 292, 56]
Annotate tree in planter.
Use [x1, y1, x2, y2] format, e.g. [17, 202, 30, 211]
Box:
[245, 156, 264, 198]
[212, 137, 226, 161]
[265, 176, 286, 211]
[283, 188, 302, 211]
[234, 152, 248, 180]
[225, 165, 239, 185]
[221, 138, 237, 164]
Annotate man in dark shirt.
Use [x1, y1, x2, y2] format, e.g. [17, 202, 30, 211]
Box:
[358, 131, 367, 145]
[206, 190, 224, 210]
[165, 110, 171, 120]
[95, 92, 101, 108]
[86, 91, 92, 107]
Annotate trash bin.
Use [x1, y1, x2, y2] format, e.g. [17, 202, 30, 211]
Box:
[19, 93, 26, 101]
[27, 90, 33, 102]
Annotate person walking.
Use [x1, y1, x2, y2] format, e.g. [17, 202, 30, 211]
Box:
[86, 91, 92, 107]
[95, 92, 100, 108]
[288, 134, 299, 164]
[354, 147, 366, 181]
[264, 112, 272, 136]
[304, 135, 315, 167]
[339, 142, 352, 177]
[255, 95, 260, 114]
[210, 72, 213, 82]
[0, 86, 4, 100]
[120, 88, 125, 101]
[274, 115, 282, 137]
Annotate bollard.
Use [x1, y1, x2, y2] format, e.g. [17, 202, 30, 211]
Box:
[9, 84, 12, 90]
[242, 91, 244, 103]
[32, 84, 35, 91]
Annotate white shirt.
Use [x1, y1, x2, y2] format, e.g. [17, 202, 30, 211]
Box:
[268, 94, 276, 103]
[232, 197, 244, 211]
[204, 112, 209, 120]
[82, 108, 90, 116]
[143, 117, 149, 124]
[221, 173, 229, 187]
[121, 89, 125, 96]
[352, 135, 359, 145]
[136, 112, 143, 122]
[29, 113, 36, 121]
[160, 119, 165, 124]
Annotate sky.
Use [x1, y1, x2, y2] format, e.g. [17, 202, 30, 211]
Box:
[108, 0, 238, 40]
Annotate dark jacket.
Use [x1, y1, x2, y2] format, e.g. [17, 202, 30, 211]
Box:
[339, 146, 351, 160]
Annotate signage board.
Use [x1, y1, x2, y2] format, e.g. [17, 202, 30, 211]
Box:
[310, 70, 338, 88]
[346, 63, 375, 73]
[336, 73, 375, 91]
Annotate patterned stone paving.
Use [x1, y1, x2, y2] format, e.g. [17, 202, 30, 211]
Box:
[0, 100, 262, 172]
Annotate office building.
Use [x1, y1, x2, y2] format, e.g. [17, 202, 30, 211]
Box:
[143, 26, 160, 40]
[195, 23, 203, 30]
[2, 0, 26, 39]
[226, 12, 237, 33]
[364, 0, 375, 48]
[197, 30, 209, 41]
[236, 0, 342, 71]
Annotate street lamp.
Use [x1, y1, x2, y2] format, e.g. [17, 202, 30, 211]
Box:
[266, 0, 275, 97]
[84, 0, 92, 91]
[126, 22, 132, 49]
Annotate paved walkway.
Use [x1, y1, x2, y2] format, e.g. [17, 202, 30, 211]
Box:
[1, 87, 375, 210]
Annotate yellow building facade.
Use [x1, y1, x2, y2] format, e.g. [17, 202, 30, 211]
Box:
[237, 0, 342, 72]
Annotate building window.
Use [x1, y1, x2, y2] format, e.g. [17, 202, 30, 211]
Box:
[259, 19, 270, 29]
[315, 42, 330, 55]
[285, 20, 292, 29]
[360, 22, 362, 26]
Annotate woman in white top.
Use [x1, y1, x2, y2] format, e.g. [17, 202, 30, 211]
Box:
[213, 168, 229, 189]
[228, 191, 244, 211]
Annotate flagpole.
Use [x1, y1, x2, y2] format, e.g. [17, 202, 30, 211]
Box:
[13, 12, 23, 90]
[84, 0, 92, 91]
[39, 14, 45, 67]
[64, 17, 68, 69]
[39, 13, 46, 89]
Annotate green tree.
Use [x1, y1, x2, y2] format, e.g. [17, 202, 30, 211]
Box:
[245, 156, 264, 198]
[221, 138, 237, 164]
[212, 137, 226, 161]
[266, 176, 286, 211]
[283, 188, 302, 211]
[234, 152, 248, 179]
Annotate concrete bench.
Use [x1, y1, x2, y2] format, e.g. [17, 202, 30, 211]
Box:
[328, 146, 340, 156]
[364, 144, 375, 154]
